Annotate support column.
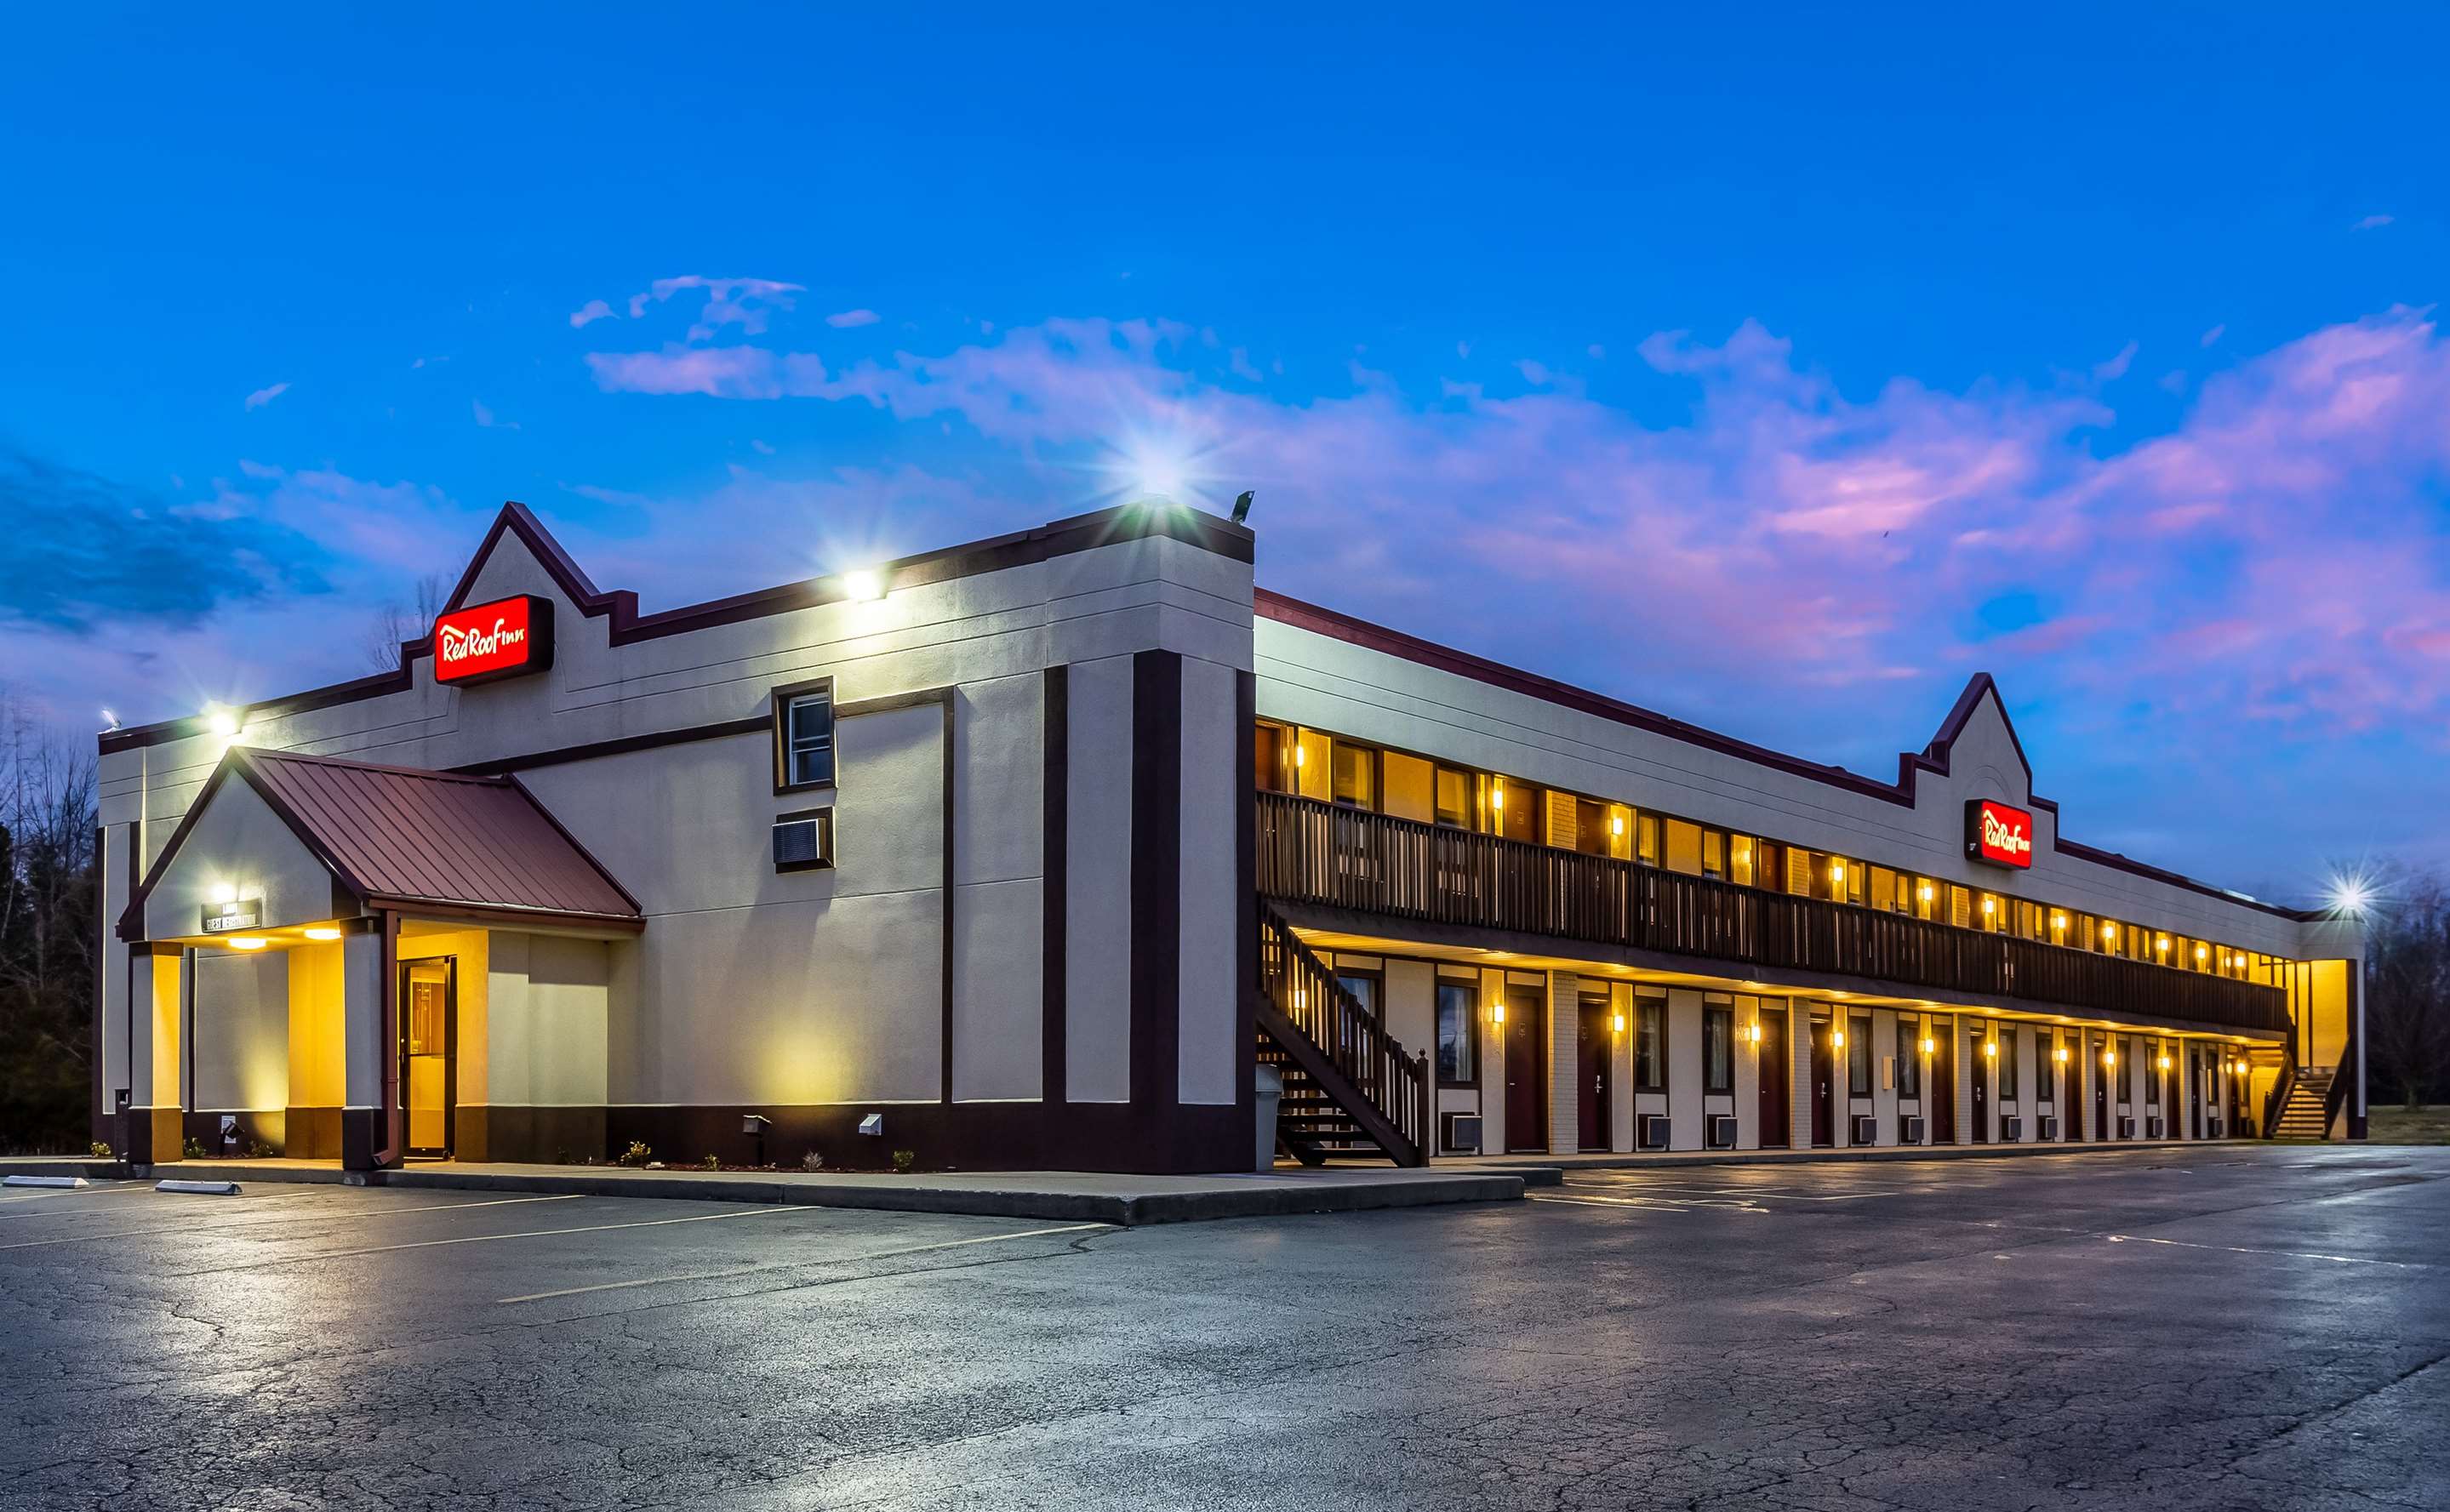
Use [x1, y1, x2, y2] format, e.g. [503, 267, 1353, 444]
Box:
[128, 947, 185, 1164]
[1788, 1001, 1812, 1149]
[340, 922, 391, 1171]
[1953, 1026, 1975, 1144]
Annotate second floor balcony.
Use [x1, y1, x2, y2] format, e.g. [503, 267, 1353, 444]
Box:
[1254, 791, 2293, 1038]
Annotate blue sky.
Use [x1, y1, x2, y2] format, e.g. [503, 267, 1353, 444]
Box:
[3, 5, 2445, 899]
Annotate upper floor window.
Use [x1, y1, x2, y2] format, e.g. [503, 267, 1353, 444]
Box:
[1331, 741, 1377, 808]
[774, 682, 836, 791]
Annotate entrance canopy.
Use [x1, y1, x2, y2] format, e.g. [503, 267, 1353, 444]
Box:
[122, 747, 642, 944]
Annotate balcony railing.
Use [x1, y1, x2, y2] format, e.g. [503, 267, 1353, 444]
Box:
[1255, 792, 2292, 1036]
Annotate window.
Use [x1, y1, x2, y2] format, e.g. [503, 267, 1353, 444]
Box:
[1999, 1028, 2019, 1101]
[1847, 1014, 1872, 1095]
[1330, 742, 1376, 809]
[1728, 834, 1756, 887]
[1636, 813, 1661, 866]
[774, 682, 837, 791]
[1254, 723, 1288, 792]
[1896, 1017, 1922, 1098]
[1635, 996, 1665, 1090]
[1665, 818, 1703, 875]
[1701, 826, 1725, 877]
[1434, 767, 1473, 828]
[1435, 981, 1477, 1085]
[1703, 1004, 1733, 1093]
[2035, 1030, 2055, 1102]
[1335, 971, 1380, 1019]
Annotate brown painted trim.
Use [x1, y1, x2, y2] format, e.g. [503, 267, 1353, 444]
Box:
[939, 688, 957, 1106]
[101, 503, 1250, 756]
[1234, 668, 1258, 1155]
[601, 1099, 1248, 1175]
[452, 716, 768, 778]
[1255, 590, 2318, 923]
[1130, 652, 1184, 1116]
[376, 912, 401, 1169]
[90, 824, 107, 1147]
[838, 686, 957, 718]
[1042, 666, 1068, 1106]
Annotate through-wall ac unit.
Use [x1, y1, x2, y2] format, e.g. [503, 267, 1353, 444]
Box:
[1899, 1113, 1926, 1144]
[1849, 1114, 1877, 1145]
[2037, 1114, 2059, 1141]
[2117, 1115, 2138, 1139]
[2146, 1115, 2167, 1139]
[1442, 1112, 1483, 1155]
[1638, 1113, 1671, 1150]
[2001, 1114, 2022, 1142]
[1705, 1114, 1737, 1150]
[772, 809, 836, 872]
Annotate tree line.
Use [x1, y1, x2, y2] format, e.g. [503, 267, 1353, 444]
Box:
[0, 703, 97, 1153]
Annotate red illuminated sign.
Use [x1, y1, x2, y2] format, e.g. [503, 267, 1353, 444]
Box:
[1965, 799, 2034, 869]
[432, 595, 553, 687]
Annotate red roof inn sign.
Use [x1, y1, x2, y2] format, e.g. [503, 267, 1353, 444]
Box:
[433, 595, 554, 687]
[1965, 799, 2035, 870]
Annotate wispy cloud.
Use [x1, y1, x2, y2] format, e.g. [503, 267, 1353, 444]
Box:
[825, 308, 880, 328]
[569, 299, 615, 328]
[2353, 214, 2395, 231]
[471, 399, 519, 430]
[244, 381, 289, 411]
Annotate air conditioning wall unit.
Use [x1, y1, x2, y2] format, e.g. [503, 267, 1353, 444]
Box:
[2117, 1115, 2138, 1139]
[1849, 1114, 1878, 1145]
[1899, 1113, 1926, 1144]
[772, 809, 836, 872]
[1705, 1114, 1737, 1150]
[2001, 1114, 2022, 1142]
[2146, 1114, 2167, 1139]
[2037, 1114, 2059, 1141]
[1442, 1112, 1483, 1155]
[1638, 1113, 1672, 1150]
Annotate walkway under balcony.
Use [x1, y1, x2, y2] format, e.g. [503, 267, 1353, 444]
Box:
[1254, 792, 2293, 1041]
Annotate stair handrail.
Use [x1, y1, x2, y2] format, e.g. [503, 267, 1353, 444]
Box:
[1256, 901, 1431, 1165]
[2261, 1057, 2298, 1140]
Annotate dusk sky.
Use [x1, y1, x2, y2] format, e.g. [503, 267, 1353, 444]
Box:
[3, 8, 2442, 901]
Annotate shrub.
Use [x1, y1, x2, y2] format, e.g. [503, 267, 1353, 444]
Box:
[617, 1140, 654, 1167]
[701, 1153, 722, 1170]
[891, 1148, 917, 1174]
[182, 1136, 208, 1160]
[800, 1150, 824, 1172]
[89, 1142, 111, 1159]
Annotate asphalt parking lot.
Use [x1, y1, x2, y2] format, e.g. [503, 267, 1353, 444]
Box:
[2, 1145, 2442, 1510]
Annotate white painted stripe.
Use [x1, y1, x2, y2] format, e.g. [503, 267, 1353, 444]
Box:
[494, 1221, 1113, 1304]
[0, 1192, 582, 1252]
[0, 1184, 151, 1212]
[182, 1201, 808, 1275]
[2102, 1234, 2433, 1270]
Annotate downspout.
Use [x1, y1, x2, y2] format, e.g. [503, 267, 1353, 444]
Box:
[374, 910, 401, 1169]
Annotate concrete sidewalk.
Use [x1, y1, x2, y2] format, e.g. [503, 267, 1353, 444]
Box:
[1448, 1135, 2264, 1173]
[0, 1155, 1528, 1225]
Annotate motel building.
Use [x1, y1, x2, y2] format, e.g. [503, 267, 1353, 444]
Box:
[93, 500, 2367, 1173]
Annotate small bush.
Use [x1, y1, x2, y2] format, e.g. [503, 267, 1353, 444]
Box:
[617, 1140, 654, 1167]
[891, 1148, 917, 1174]
[246, 1139, 276, 1159]
[182, 1136, 208, 1160]
[800, 1150, 824, 1172]
[89, 1142, 111, 1160]
[701, 1153, 722, 1170]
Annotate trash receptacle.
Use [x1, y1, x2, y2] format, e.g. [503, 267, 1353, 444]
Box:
[1254, 1064, 1283, 1172]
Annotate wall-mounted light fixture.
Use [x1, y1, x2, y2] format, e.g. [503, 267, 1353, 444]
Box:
[1919, 883, 1935, 903]
[1749, 1021, 1764, 1044]
[1491, 1001, 1505, 1025]
[841, 568, 887, 602]
[1611, 815, 1625, 837]
[2159, 1054, 2173, 1070]
[1921, 1036, 1936, 1054]
[2102, 921, 2118, 940]
[1984, 1040, 1997, 1058]
[2055, 1046, 2070, 1063]
[1831, 1029, 1845, 1049]
[2156, 936, 2170, 954]
[2103, 1049, 2117, 1067]
[1612, 1013, 1625, 1034]
[204, 704, 240, 738]
[2196, 944, 2209, 963]
[1294, 745, 1306, 768]
[1830, 861, 1847, 883]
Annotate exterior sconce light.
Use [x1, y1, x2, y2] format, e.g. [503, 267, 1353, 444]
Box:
[841, 568, 887, 602]
[1920, 1037, 1935, 1055]
[2102, 922, 2118, 941]
[2051, 913, 2066, 929]
[1490, 780, 1505, 812]
[2159, 1054, 2173, 1070]
[211, 882, 238, 905]
[1492, 1001, 1505, 1026]
[1293, 988, 1305, 1010]
[1612, 1013, 1625, 1034]
[1612, 815, 1625, 837]
[1293, 745, 1306, 768]
[204, 704, 241, 738]
[1831, 1029, 1845, 1049]
[1749, 1022, 1764, 1044]
[2196, 944, 2208, 962]
[1981, 898, 1996, 916]
[1984, 1040, 1997, 1058]
[2156, 936, 2170, 954]
[2103, 1049, 2117, 1067]
[1830, 861, 1847, 882]
[2055, 1046, 2070, 1063]
[1919, 884, 1935, 903]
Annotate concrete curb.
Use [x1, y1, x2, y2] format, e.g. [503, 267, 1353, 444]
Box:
[1452, 1138, 2270, 1175]
[0, 1157, 1524, 1225]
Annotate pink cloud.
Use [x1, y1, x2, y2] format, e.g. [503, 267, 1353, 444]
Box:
[826, 309, 880, 328]
[243, 382, 288, 411]
[568, 299, 614, 328]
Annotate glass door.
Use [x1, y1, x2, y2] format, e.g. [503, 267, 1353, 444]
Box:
[399, 957, 457, 1157]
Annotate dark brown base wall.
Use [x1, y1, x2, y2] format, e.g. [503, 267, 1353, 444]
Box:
[601, 1101, 1251, 1175]
[457, 1105, 606, 1166]
[285, 1107, 343, 1160]
[180, 1110, 287, 1156]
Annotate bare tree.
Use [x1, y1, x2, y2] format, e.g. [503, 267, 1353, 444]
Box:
[363, 572, 451, 672]
[0, 693, 100, 1151]
[2365, 869, 2450, 1111]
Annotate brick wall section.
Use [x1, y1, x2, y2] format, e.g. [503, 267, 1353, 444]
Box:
[1548, 971, 1579, 1154]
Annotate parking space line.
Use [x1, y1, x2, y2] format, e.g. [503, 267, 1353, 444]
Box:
[0, 1192, 583, 1252]
[2103, 1233, 2434, 1270]
[0, 1184, 156, 1215]
[180, 1200, 809, 1275]
[495, 1220, 1114, 1304]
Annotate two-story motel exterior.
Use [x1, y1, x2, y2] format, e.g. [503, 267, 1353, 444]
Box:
[91, 501, 2367, 1173]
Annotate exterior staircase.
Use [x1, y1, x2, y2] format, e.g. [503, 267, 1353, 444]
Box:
[2270, 1067, 2336, 1140]
[1254, 903, 1431, 1167]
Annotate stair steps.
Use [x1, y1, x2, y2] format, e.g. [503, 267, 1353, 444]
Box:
[2272, 1070, 2335, 1139]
